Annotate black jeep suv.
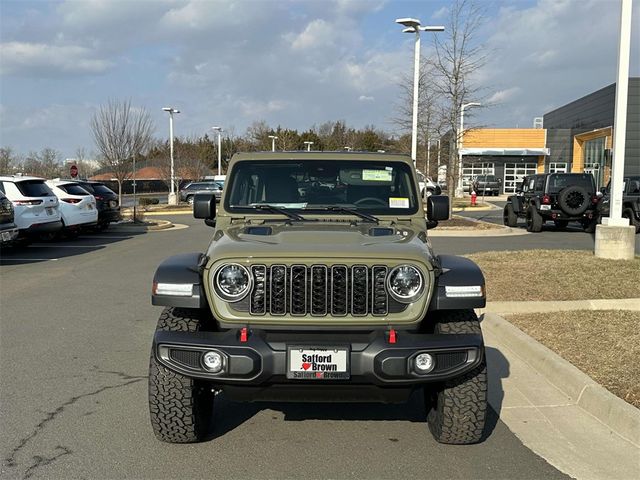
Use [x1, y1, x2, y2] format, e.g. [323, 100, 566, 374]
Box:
[73, 180, 121, 230]
[504, 173, 599, 232]
[596, 176, 640, 233]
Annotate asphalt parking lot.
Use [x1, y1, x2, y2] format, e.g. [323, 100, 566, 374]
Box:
[0, 214, 610, 479]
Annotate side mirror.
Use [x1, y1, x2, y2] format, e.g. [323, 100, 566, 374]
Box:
[193, 192, 217, 220]
[427, 195, 449, 221]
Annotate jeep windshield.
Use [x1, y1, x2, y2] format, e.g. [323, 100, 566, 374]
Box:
[226, 160, 419, 216]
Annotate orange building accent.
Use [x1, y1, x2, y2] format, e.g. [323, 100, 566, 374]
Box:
[571, 127, 612, 173]
[463, 129, 546, 149]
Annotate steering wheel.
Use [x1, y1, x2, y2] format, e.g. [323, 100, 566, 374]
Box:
[354, 197, 387, 206]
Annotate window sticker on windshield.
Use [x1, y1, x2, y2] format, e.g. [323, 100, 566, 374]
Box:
[362, 169, 392, 182]
[389, 197, 409, 208]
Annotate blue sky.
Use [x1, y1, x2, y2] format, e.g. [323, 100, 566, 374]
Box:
[1, 0, 638, 159]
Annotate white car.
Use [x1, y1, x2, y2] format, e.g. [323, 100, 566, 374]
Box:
[416, 170, 441, 198]
[0, 175, 62, 243]
[46, 180, 98, 234]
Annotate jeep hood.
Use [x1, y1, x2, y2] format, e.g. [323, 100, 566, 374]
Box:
[206, 222, 434, 264]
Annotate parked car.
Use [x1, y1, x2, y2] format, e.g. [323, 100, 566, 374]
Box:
[503, 173, 599, 232]
[416, 170, 442, 197]
[213, 175, 226, 188]
[596, 176, 640, 233]
[0, 175, 62, 244]
[72, 180, 121, 230]
[178, 181, 223, 204]
[471, 174, 501, 196]
[0, 191, 19, 246]
[149, 151, 488, 446]
[46, 180, 98, 237]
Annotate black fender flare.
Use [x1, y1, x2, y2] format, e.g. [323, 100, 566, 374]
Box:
[429, 255, 486, 310]
[151, 252, 207, 309]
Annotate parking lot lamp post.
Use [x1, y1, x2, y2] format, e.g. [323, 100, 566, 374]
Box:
[304, 141, 314, 151]
[268, 135, 278, 152]
[162, 107, 180, 205]
[212, 126, 223, 175]
[395, 18, 444, 165]
[595, 0, 635, 260]
[455, 102, 481, 197]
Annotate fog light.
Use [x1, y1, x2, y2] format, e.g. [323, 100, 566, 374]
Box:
[415, 353, 435, 373]
[202, 351, 223, 373]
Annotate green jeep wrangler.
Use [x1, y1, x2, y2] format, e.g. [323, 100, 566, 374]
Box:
[149, 152, 488, 445]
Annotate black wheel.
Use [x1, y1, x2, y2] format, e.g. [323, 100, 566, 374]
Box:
[622, 208, 640, 234]
[95, 222, 109, 232]
[554, 220, 569, 230]
[426, 310, 487, 445]
[526, 206, 543, 232]
[558, 186, 589, 215]
[187, 195, 194, 205]
[149, 307, 215, 443]
[503, 204, 518, 227]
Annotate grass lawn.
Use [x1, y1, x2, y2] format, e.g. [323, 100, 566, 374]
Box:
[506, 310, 640, 409]
[451, 197, 491, 209]
[466, 250, 640, 301]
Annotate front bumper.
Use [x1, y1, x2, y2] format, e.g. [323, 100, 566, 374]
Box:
[153, 329, 483, 387]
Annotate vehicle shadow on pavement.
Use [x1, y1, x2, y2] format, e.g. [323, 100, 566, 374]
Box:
[483, 346, 508, 442]
[209, 348, 508, 443]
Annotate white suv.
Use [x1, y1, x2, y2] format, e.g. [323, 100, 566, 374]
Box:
[0, 176, 62, 242]
[46, 180, 98, 235]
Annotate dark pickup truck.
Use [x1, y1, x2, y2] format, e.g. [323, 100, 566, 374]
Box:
[596, 176, 640, 233]
[471, 175, 501, 196]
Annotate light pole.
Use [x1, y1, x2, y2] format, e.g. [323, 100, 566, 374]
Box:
[595, 0, 635, 260]
[268, 135, 278, 152]
[162, 107, 180, 205]
[212, 126, 223, 175]
[304, 141, 314, 151]
[395, 18, 444, 165]
[455, 102, 481, 197]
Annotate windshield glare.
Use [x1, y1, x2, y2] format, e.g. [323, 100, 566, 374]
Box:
[226, 160, 418, 215]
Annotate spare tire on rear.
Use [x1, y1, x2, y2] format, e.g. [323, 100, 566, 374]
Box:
[558, 186, 589, 215]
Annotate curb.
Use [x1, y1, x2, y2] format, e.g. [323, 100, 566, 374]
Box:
[111, 220, 174, 232]
[428, 226, 528, 237]
[482, 312, 640, 447]
[479, 298, 640, 315]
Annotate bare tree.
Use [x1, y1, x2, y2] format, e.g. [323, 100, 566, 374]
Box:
[390, 61, 444, 175]
[432, 0, 488, 207]
[0, 147, 19, 175]
[90, 99, 154, 204]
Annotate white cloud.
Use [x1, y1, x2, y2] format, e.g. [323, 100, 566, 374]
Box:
[289, 19, 337, 50]
[359, 95, 375, 102]
[431, 6, 448, 20]
[487, 87, 521, 104]
[0, 42, 113, 76]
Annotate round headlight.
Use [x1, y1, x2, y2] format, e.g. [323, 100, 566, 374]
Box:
[214, 263, 252, 301]
[387, 265, 425, 303]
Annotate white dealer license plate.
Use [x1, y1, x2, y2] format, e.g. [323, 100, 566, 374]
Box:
[287, 347, 350, 380]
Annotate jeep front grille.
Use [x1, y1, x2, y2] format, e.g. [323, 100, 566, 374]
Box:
[247, 264, 390, 316]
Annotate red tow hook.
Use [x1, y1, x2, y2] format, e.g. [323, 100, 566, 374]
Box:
[239, 327, 249, 343]
[388, 328, 397, 344]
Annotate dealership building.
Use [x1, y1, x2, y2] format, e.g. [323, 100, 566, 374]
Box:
[456, 77, 640, 194]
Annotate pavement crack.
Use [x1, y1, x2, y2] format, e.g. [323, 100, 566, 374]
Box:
[22, 445, 72, 480]
[4, 378, 144, 475]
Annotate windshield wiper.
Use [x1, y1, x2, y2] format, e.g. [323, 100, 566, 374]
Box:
[251, 204, 308, 221]
[308, 206, 379, 223]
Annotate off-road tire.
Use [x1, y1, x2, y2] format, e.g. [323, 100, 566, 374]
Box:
[558, 185, 589, 215]
[526, 206, 543, 232]
[503, 204, 518, 227]
[149, 307, 215, 443]
[623, 208, 640, 233]
[427, 310, 488, 445]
